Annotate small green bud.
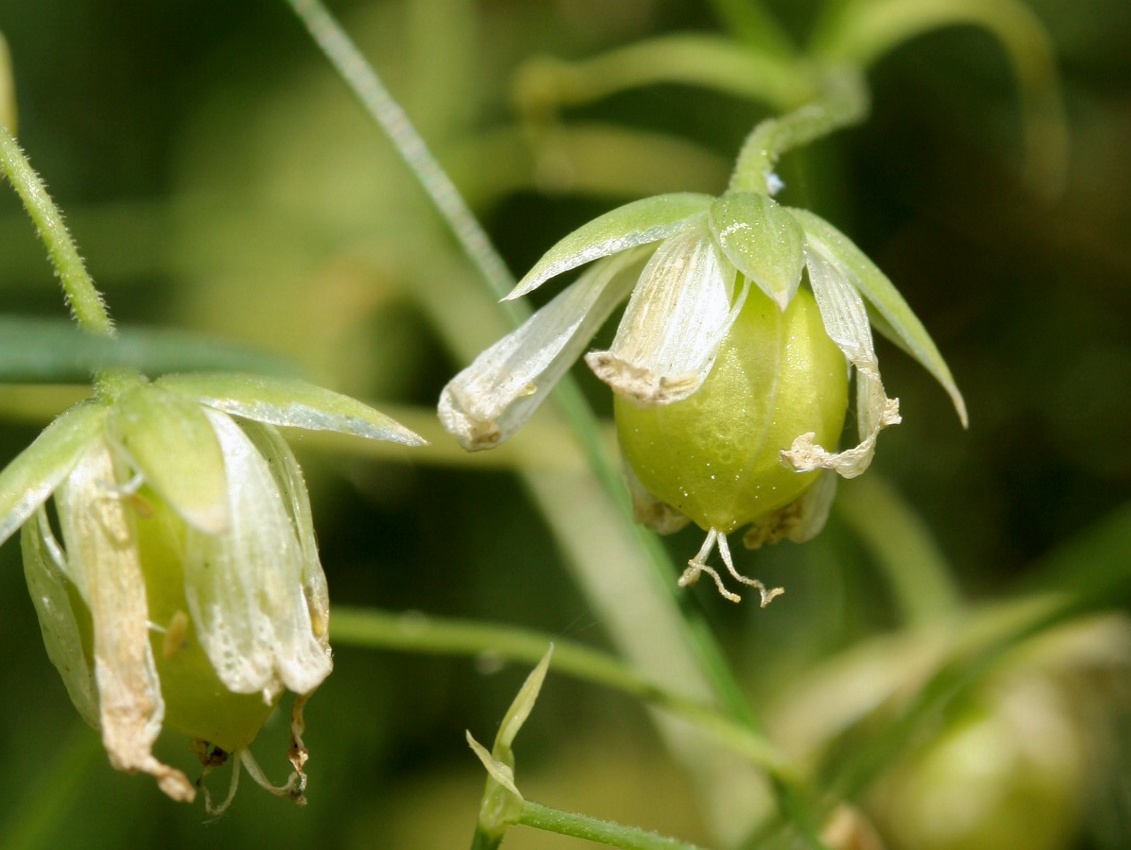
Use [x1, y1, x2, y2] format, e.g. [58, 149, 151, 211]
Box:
[615, 285, 848, 535]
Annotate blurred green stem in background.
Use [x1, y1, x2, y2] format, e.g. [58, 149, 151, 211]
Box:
[728, 65, 868, 194]
[0, 124, 115, 339]
[0, 725, 102, 850]
[704, 0, 796, 58]
[282, 0, 514, 303]
[835, 475, 963, 625]
[332, 607, 796, 782]
[518, 801, 708, 850]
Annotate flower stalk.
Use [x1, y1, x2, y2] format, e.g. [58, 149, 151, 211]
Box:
[0, 123, 115, 339]
[728, 65, 870, 195]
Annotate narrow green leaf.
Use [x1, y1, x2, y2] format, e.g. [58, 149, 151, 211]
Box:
[709, 192, 804, 309]
[506, 193, 712, 300]
[791, 208, 968, 426]
[156, 373, 426, 446]
[0, 316, 297, 383]
[0, 401, 105, 548]
[496, 646, 553, 756]
[104, 384, 229, 534]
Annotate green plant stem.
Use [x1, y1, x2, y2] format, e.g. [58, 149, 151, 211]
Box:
[282, 0, 514, 304]
[0, 124, 115, 339]
[331, 607, 795, 782]
[519, 800, 707, 850]
[728, 66, 868, 195]
[515, 37, 815, 118]
[469, 827, 503, 850]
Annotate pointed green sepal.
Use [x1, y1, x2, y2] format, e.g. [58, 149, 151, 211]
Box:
[506, 193, 713, 300]
[790, 208, 968, 426]
[156, 372, 426, 445]
[0, 401, 105, 548]
[709, 192, 804, 310]
[105, 383, 231, 534]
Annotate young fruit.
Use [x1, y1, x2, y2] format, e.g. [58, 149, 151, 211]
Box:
[615, 284, 848, 534]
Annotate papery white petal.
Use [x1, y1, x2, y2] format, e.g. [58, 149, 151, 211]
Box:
[239, 422, 329, 646]
[783, 246, 900, 477]
[21, 507, 99, 728]
[789, 208, 967, 426]
[506, 193, 712, 300]
[56, 442, 194, 802]
[184, 410, 332, 699]
[439, 250, 644, 450]
[586, 223, 747, 406]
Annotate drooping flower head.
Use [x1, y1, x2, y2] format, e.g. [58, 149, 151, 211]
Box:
[440, 190, 965, 602]
[1, 372, 423, 806]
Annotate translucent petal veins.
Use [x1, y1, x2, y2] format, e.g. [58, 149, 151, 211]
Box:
[505, 192, 713, 300]
[439, 250, 644, 450]
[240, 421, 330, 643]
[105, 384, 230, 535]
[157, 372, 426, 446]
[789, 208, 967, 426]
[585, 223, 747, 406]
[0, 402, 105, 548]
[184, 410, 332, 699]
[709, 192, 805, 310]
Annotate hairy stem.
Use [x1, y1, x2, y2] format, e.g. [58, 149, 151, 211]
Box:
[729, 66, 869, 195]
[0, 124, 115, 338]
[519, 800, 707, 850]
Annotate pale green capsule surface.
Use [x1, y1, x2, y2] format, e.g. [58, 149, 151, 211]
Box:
[615, 285, 848, 533]
[133, 488, 275, 753]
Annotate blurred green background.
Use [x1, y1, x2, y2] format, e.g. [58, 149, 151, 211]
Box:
[0, 0, 1129, 848]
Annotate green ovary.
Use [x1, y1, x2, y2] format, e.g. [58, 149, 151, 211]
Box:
[133, 491, 275, 753]
[615, 285, 848, 533]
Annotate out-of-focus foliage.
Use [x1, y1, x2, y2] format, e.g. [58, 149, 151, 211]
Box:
[0, 0, 1128, 848]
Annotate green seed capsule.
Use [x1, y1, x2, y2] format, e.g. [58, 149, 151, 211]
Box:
[615, 285, 848, 534]
[133, 490, 275, 754]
